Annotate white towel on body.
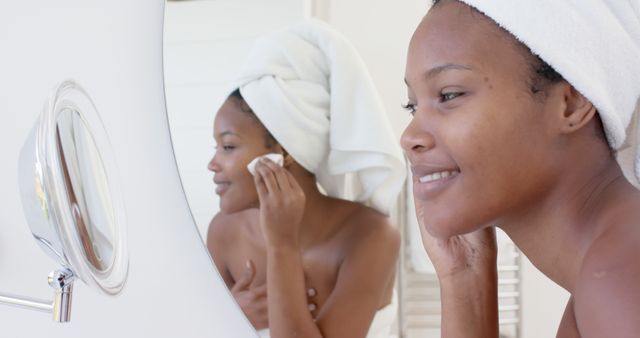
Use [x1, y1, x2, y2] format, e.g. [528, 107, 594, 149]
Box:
[234, 19, 406, 215]
[458, 0, 640, 185]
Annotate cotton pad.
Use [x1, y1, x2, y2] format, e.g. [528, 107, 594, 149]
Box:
[246, 153, 284, 176]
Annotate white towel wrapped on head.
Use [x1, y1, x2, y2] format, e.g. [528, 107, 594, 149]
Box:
[234, 19, 406, 215]
[457, 0, 640, 185]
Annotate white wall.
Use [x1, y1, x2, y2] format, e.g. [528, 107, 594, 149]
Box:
[520, 258, 569, 338]
[164, 0, 307, 237]
[0, 1, 254, 337]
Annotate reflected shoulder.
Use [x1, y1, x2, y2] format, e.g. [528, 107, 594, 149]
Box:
[207, 210, 255, 246]
[342, 203, 401, 253]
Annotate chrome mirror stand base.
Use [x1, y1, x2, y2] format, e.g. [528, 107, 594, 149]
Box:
[0, 267, 75, 322]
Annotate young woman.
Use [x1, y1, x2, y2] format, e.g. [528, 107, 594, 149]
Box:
[207, 21, 406, 338]
[401, 0, 640, 337]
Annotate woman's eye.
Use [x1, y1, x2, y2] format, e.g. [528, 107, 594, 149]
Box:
[439, 92, 464, 102]
[401, 102, 417, 116]
[214, 144, 235, 152]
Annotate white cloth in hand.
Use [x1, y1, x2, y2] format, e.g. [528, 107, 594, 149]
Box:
[247, 153, 284, 176]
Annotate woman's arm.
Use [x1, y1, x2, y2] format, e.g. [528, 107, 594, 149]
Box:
[421, 226, 499, 338]
[267, 245, 323, 337]
[207, 214, 269, 329]
[439, 264, 499, 337]
[312, 216, 400, 337]
[254, 159, 323, 337]
[254, 158, 401, 337]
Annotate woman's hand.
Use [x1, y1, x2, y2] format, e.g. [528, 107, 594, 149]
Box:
[253, 158, 306, 248]
[416, 207, 500, 337]
[420, 223, 498, 282]
[231, 260, 269, 330]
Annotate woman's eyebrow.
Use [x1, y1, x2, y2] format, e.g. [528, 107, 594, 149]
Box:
[424, 63, 473, 80]
[217, 130, 241, 138]
[404, 63, 473, 87]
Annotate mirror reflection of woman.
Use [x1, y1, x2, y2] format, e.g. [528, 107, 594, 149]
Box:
[402, 1, 640, 337]
[207, 20, 406, 338]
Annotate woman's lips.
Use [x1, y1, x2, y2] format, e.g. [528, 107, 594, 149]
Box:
[418, 169, 460, 183]
[411, 169, 460, 199]
[214, 181, 230, 195]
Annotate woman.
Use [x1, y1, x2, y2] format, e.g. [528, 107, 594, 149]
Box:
[207, 21, 406, 337]
[402, 0, 640, 337]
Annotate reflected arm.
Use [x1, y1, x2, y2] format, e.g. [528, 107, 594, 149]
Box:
[267, 216, 400, 338]
[267, 245, 323, 338]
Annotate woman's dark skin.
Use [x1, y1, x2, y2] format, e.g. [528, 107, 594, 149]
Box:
[207, 96, 399, 337]
[401, 1, 640, 337]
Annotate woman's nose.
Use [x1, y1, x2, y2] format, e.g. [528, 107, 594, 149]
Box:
[207, 155, 220, 172]
[400, 114, 436, 156]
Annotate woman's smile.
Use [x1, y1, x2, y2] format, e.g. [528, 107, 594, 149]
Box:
[411, 166, 461, 199]
[215, 181, 230, 195]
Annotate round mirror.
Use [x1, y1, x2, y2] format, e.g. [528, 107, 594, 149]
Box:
[19, 80, 128, 295]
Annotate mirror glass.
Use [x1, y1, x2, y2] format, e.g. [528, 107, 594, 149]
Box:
[19, 80, 128, 295]
[56, 108, 115, 272]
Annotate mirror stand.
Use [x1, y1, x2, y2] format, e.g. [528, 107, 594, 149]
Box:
[0, 267, 75, 322]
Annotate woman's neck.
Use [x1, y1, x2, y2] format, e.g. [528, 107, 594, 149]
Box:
[499, 157, 631, 292]
[288, 165, 341, 248]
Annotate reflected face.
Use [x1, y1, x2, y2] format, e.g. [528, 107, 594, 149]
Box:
[208, 98, 276, 213]
[401, 1, 560, 238]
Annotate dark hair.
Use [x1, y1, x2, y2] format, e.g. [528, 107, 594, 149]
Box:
[431, 0, 564, 96]
[227, 89, 278, 148]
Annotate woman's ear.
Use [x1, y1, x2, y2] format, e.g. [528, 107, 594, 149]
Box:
[559, 85, 598, 134]
[272, 144, 295, 167]
[282, 151, 295, 167]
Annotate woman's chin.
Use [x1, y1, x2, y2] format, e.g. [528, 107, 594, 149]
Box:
[422, 223, 454, 239]
[219, 199, 258, 214]
[421, 220, 477, 240]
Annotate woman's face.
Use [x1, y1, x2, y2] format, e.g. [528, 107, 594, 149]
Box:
[208, 98, 276, 213]
[401, 1, 562, 238]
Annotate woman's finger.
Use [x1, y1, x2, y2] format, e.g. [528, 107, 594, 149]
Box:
[306, 287, 317, 299]
[262, 158, 290, 193]
[283, 168, 302, 191]
[254, 169, 269, 200]
[231, 259, 256, 293]
[255, 160, 280, 192]
[252, 284, 268, 299]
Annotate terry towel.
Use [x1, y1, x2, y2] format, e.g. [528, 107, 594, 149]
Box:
[458, 0, 640, 185]
[234, 19, 406, 215]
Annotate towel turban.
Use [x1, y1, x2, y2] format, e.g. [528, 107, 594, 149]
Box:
[234, 19, 407, 215]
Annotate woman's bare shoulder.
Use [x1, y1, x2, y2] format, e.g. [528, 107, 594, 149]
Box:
[336, 201, 401, 252]
[207, 209, 257, 248]
[573, 207, 640, 337]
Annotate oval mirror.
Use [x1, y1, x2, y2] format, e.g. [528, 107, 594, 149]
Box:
[18, 80, 128, 296]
